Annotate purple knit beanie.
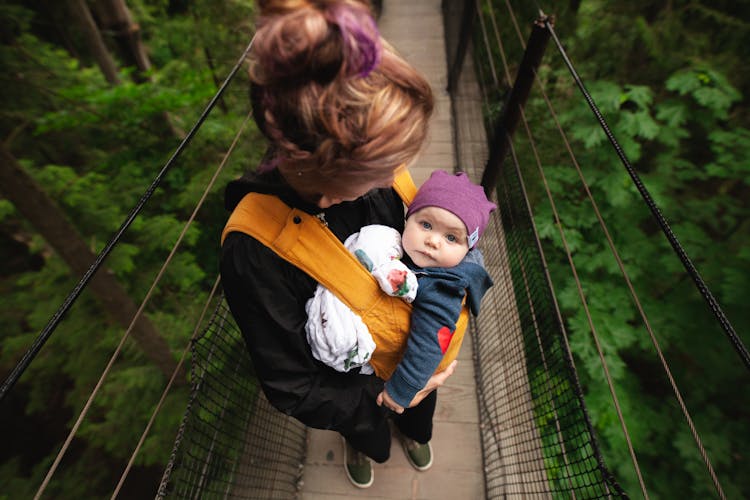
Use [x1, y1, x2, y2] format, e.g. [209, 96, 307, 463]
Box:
[406, 170, 497, 248]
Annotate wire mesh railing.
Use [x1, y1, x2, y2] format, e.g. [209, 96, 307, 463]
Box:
[449, 0, 748, 497]
[472, 169, 625, 498]
[159, 3, 634, 499]
[445, 0, 625, 497]
[157, 297, 306, 499]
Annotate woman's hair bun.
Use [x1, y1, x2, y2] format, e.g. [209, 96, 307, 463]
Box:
[251, 0, 381, 85]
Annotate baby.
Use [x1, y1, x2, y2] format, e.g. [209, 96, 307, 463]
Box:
[305, 169, 496, 410]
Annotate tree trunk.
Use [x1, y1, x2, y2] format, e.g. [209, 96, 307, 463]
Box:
[87, 0, 185, 138]
[66, 0, 120, 85]
[92, 0, 151, 82]
[0, 144, 182, 381]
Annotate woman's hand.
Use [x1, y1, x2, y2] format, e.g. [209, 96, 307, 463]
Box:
[377, 389, 405, 414]
[409, 360, 457, 407]
[377, 360, 458, 413]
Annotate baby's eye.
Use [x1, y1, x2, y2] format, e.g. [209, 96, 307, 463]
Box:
[421, 221, 432, 230]
[446, 234, 457, 243]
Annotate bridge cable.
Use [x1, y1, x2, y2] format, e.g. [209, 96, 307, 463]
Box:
[511, 3, 731, 495]
[496, 27, 648, 500]
[519, 80, 651, 500]
[32, 76, 254, 499]
[488, 2, 622, 495]
[0, 37, 255, 403]
[110, 112, 252, 498]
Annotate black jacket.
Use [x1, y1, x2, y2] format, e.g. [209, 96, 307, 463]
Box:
[220, 168, 405, 435]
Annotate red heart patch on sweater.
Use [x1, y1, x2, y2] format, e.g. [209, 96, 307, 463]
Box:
[437, 326, 453, 354]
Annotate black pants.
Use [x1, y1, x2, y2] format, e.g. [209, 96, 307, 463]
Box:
[343, 390, 436, 463]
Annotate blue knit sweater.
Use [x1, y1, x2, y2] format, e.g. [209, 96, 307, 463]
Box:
[384, 251, 493, 407]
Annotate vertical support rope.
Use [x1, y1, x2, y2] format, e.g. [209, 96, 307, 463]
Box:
[471, 3, 624, 495]
[482, 10, 650, 488]
[110, 112, 253, 496]
[545, 20, 749, 372]
[32, 55, 254, 499]
[508, 13, 727, 498]
[476, 3, 577, 495]
[476, 0, 499, 89]
[535, 16, 730, 497]
[517, 106, 651, 498]
[498, 4, 728, 496]
[0, 37, 255, 403]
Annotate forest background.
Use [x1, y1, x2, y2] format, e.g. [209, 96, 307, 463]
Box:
[0, 0, 747, 498]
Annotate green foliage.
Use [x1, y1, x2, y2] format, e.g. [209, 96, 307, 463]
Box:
[0, 0, 262, 497]
[541, 66, 750, 493]
[2, 0, 749, 497]
[483, 0, 750, 497]
[666, 67, 741, 119]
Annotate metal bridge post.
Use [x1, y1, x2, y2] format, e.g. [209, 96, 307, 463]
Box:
[481, 16, 551, 196]
[446, 0, 477, 95]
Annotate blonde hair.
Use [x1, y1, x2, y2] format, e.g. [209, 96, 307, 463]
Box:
[249, 0, 434, 198]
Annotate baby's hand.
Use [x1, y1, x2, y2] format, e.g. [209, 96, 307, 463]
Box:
[376, 390, 405, 414]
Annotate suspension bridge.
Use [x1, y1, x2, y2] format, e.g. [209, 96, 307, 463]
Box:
[3, 1, 747, 499]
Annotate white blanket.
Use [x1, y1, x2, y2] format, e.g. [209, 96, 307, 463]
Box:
[305, 225, 418, 373]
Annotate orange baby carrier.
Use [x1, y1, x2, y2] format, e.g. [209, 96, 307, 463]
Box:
[221, 169, 469, 380]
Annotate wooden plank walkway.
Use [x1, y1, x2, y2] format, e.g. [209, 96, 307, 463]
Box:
[298, 1, 485, 499]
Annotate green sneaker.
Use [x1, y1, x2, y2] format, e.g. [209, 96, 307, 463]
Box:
[400, 436, 433, 471]
[342, 438, 373, 488]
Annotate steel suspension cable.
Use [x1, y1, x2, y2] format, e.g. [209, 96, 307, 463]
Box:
[110, 113, 251, 497]
[0, 37, 256, 402]
[504, 144, 612, 498]
[499, 5, 727, 496]
[544, 21, 749, 371]
[34, 105, 254, 499]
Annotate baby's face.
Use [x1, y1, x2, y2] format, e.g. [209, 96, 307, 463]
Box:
[402, 206, 469, 268]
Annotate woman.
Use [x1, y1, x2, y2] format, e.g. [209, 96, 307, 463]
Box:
[220, 0, 455, 488]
